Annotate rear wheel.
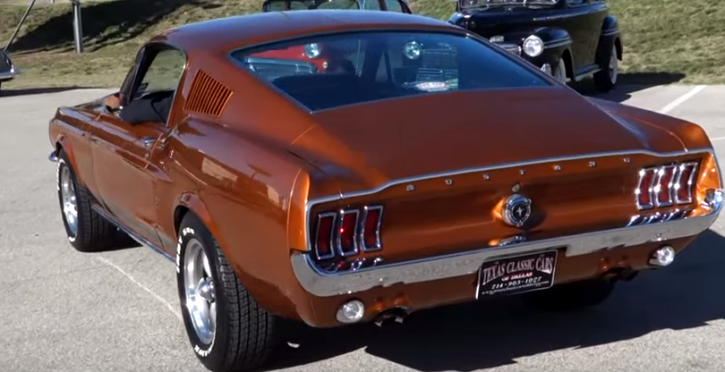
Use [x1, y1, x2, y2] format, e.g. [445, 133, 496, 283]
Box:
[176, 213, 283, 372]
[520, 278, 615, 311]
[56, 148, 118, 252]
[594, 43, 619, 91]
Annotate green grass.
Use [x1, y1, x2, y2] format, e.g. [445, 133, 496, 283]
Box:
[0, 0, 723, 90]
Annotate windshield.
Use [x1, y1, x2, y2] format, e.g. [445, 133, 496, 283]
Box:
[231, 31, 550, 111]
[263, 0, 359, 11]
[459, 0, 559, 11]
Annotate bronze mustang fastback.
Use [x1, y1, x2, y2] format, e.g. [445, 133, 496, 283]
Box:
[47, 10, 723, 372]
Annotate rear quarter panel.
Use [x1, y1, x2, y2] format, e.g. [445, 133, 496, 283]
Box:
[157, 53, 344, 320]
[163, 116, 331, 320]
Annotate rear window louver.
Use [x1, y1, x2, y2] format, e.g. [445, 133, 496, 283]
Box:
[183, 69, 233, 117]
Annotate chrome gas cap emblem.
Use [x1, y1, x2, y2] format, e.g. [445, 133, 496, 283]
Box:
[501, 194, 532, 228]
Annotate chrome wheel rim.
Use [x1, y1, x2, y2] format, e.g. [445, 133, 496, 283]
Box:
[556, 58, 567, 83]
[609, 46, 618, 84]
[184, 238, 217, 345]
[60, 165, 78, 237]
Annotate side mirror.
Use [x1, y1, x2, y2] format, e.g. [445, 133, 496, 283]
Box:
[104, 93, 122, 112]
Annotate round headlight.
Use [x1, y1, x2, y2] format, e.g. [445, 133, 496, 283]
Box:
[303, 43, 321, 59]
[522, 35, 544, 57]
[403, 41, 422, 60]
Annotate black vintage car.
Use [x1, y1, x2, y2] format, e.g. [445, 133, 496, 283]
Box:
[448, 0, 622, 91]
[0, 50, 20, 92]
[262, 0, 411, 12]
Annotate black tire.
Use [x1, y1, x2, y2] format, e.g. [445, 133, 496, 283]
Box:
[56, 148, 118, 252]
[176, 212, 282, 372]
[520, 278, 615, 312]
[593, 43, 619, 92]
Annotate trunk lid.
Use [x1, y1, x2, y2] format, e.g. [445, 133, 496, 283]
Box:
[294, 87, 696, 266]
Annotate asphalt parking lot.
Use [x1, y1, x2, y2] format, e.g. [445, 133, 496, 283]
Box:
[2, 83, 725, 372]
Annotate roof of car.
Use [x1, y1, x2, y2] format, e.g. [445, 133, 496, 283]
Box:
[152, 10, 464, 52]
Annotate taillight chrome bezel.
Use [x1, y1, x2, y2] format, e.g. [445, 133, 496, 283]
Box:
[311, 205, 384, 261]
[313, 211, 338, 261]
[336, 209, 361, 257]
[654, 164, 678, 208]
[635, 162, 698, 211]
[674, 161, 699, 204]
[358, 205, 383, 252]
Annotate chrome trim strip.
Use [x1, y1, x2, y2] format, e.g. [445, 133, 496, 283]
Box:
[91, 204, 174, 262]
[543, 39, 572, 49]
[601, 28, 620, 37]
[244, 56, 318, 71]
[309, 149, 712, 206]
[291, 189, 723, 297]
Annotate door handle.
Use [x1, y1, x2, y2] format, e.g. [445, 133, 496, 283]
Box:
[141, 136, 156, 149]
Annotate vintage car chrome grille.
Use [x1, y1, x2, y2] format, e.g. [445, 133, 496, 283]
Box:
[312, 205, 384, 261]
[493, 42, 522, 56]
[242, 56, 317, 81]
[414, 47, 458, 82]
[635, 162, 699, 210]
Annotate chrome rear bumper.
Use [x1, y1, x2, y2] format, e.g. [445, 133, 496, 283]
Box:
[0, 66, 19, 81]
[291, 189, 723, 297]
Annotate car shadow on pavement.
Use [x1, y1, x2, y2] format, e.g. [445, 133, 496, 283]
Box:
[0, 86, 94, 97]
[267, 228, 725, 372]
[574, 72, 686, 103]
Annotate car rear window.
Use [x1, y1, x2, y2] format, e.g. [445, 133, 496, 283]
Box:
[230, 31, 550, 111]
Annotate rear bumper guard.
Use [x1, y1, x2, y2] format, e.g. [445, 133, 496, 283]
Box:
[291, 189, 724, 297]
[0, 65, 20, 81]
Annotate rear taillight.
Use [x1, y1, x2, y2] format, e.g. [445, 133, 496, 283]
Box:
[636, 162, 698, 210]
[311, 205, 383, 261]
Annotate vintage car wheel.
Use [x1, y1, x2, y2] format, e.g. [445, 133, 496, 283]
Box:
[520, 278, 615, 312]
[552, 57, 567, 83]
[56, 148, 120, 252]
[594, 44, 619, 91]
[176, 213, 281, 372]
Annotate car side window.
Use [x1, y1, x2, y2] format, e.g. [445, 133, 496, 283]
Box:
[133, 48, 186, 100]
[119, 46, 186, 125]
[566, 0, 587, 5]
[362, 0, 404, 12]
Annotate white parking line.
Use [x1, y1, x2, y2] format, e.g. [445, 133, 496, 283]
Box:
[97, 256, 182, 320]
[658, 85, 707, 114]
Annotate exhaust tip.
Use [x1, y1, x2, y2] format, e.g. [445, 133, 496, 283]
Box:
[373, 307, 409, 327]
[649, 245, 675, 267]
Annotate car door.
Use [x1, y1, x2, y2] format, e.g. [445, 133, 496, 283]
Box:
[88, 44, 187, 247]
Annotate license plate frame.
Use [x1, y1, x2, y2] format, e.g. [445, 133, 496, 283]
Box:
[476, 249, 559, 299]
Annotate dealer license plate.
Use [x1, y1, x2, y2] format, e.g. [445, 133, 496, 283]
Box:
[477, 250, 558, 298]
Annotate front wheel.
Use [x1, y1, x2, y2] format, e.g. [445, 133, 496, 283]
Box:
[56, 148, 119, 252]
[176, 213, 283, 372]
